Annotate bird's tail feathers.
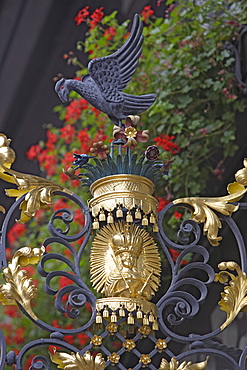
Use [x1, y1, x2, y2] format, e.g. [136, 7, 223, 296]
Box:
[122, 92, 156, 115]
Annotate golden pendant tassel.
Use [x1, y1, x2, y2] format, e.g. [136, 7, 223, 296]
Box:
[93, 218, 99, 229]
[96, 311, 102, 324]
[111, 311, 118, 322]
[127, 312, 135, 325]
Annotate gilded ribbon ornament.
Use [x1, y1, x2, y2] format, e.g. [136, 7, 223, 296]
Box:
[0, 133, 73, 223]
[50, 349, 106, 370]
[0, 246, 45, 320]
[215, 261, 247, 330]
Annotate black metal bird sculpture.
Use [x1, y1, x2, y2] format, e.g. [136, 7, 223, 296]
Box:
[55, 14, 156, 125]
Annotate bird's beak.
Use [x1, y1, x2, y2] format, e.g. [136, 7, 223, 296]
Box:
[55, 78, 69, 103]
[58, 91, 68, 103]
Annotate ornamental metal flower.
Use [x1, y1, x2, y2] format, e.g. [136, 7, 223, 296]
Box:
[108, 352, 120, 364]
[91, 335, 103, 347]
[155, 338, 167, 352]
[123, 339, 136, 351]
[90, 141, 109, 159]
[145, 145, 159, 160]
[139, 354, 151, 366]
[113, 116, 149, 147]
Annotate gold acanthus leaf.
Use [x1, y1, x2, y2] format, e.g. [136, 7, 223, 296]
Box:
[215, 261, 247, 330]
[158, 356, 209, 370]
[50, 349, 106, 370]
[234, 158, 247, 185]
[173, 190, 246, 246]
[0, 133, 73, 224]
[0, 246, 45, 320]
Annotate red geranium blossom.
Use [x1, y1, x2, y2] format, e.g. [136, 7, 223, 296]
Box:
[78, 128, 90, 147]
[60, 125, 76, 143]
[4, 306, 21, 318]
[26, 144, 42, 161]
[38, 151, 57, 176]
[154, 134, 180, 154]
[104, 26, 116, 40]
[46, 130, 58, 150]
[7, 223, 26, 245]
[89, 7, 104, 29]
[141, 5, 154, 21]
[53, 199, 68, 212]
[174, 211, 182, 219]
[65, 98, 89, 123]
[74, 6, 90, 25]
[156, 196, 170, 212]
[62, 151, 75, 168]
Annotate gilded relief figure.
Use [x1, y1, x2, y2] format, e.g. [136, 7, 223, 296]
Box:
[90, 221, 161, 300]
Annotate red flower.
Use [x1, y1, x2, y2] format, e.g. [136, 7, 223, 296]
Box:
[174, 211, 182, 219]
[78, 129, 90, 147]
[156, 196, 170, 212]
[89, 7, 104, 29]
[154, 134, 180, 154]
[46, 130, 58, 150]
[141, 6, 154, 22]
[3, 306, 21, 318]
[78, 332, 89, 346]
[43, 154, 57, 176]
[60, 125, 76, 143]
[94, 129, 108, 143]
[74, 6, 90, 25]
[53, 199, 68, 212]
[60, 171, 68, 184]
[75, 235, 85, 246]
[7, 223, 26, 245]
[26, 144, 42, 161]
[62, 151, 75, 168]
[65, 99, 89, 123]
[65, 335, 75, 345]
[103, 26, 116, 40]
[58, 275, 74, 290]
[170, 249, 180, 262]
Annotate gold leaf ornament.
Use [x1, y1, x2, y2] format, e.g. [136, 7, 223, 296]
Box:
[0, 133, 73, 223]
[158, 356, 209, 370]
[234, 158, 247, 185]
[215, 261, 247, 330]
[173, 190, 246, 246]
[50, 349, 106, 370]
[0, 246, 45, 320]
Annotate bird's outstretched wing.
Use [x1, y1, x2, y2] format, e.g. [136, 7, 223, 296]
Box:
[88, 14, 143, 103]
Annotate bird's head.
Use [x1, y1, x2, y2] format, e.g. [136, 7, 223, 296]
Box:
[55, 78, 70, 103]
